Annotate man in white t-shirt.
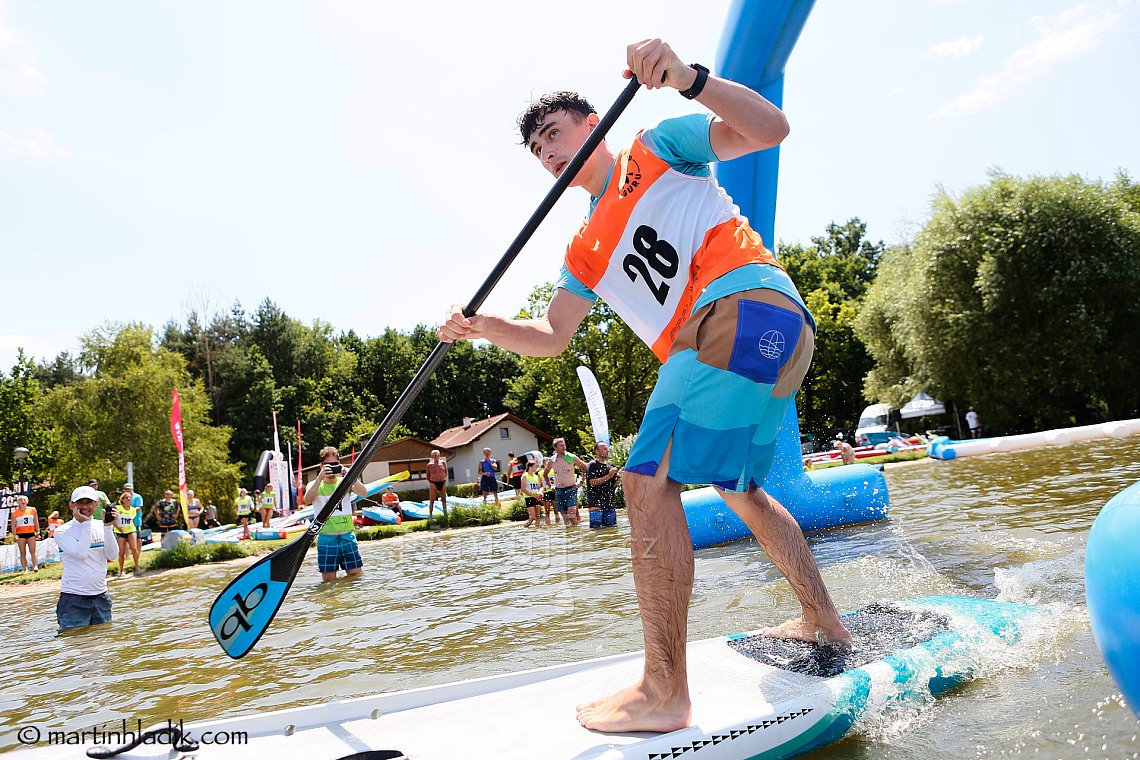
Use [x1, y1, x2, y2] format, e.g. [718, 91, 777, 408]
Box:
[966, 407, 982, 439]
[53, 485, 119, 630]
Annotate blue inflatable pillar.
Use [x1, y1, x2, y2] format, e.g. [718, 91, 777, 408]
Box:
[681, 0, 889, 549]
[1085, 480, 1140, 717]
[684, 404, 888, 548]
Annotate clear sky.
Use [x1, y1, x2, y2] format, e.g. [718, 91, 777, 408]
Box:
[2, 0, 1136, 370]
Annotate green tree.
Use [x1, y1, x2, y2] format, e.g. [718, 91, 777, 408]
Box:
[777, 219, 883, 433]
[38, 324, 241, 512]
[856, 172, 1140, 432]
[505, 284, 658, 452]
[1, 351, 53, 496]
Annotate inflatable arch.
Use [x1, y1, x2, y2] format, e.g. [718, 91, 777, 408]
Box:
[683, 0, 889, 549]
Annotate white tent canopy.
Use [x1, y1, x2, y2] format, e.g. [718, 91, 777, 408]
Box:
[900, 391, 947, 419]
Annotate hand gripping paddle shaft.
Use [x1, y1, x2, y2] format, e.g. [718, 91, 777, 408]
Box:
[209, 76, 642, 659]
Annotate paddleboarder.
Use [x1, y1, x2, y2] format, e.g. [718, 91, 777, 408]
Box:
[440, 38, 851, 733]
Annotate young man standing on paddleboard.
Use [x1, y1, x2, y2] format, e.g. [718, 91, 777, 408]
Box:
[440, 39, 852, 733]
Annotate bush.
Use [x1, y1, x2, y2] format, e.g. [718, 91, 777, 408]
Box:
[439, 502, 502, 528]
[148, 540, 258, 570]
[356, 524, 404, 541]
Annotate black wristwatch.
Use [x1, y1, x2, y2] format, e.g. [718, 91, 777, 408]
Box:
[679, 63, 710, 100]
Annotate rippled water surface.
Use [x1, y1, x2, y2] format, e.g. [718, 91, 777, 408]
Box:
[3, 437, 1139, 757]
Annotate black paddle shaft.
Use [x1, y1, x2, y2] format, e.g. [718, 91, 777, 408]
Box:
[304, 77, 642, 534]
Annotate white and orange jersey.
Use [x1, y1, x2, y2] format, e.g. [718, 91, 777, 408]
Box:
[564, 133, 783, 363]
[12, 506, 38, 535]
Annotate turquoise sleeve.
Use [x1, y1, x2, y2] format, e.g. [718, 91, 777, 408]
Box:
[640, 113, 716, 176]
[554, 265, 598, 303]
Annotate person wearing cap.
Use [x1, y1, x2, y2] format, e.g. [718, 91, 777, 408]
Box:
[86, 478, 111, 522]
[122, 482, 144, 532]
[380, 486, 402, 519]
[54, 485, 119, 629]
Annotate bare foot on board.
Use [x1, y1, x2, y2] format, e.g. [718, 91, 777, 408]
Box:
[576, 678, 691, 734]
[761, 616, 853, 648]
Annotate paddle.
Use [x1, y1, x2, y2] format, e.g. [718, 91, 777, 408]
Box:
[209, 76, 642, 659]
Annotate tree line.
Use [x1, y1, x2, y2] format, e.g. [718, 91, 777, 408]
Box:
[3, 170, 1137, 513]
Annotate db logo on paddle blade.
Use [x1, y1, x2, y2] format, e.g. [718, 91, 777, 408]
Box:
[217, 583, 268, 641]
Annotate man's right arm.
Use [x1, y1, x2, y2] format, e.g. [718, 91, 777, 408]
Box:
[439, 288, 593, 357]
[304, 478, 321, 505]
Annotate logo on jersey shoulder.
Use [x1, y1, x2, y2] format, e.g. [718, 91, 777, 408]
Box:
[619, 155, 641, 197]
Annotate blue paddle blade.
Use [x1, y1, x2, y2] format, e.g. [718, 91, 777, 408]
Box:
[209, 532, 314, 659]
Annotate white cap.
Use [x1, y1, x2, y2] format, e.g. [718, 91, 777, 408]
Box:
[70, 485, 102, 502]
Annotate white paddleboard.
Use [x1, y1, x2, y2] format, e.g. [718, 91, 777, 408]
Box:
[13, 596, 1039, 760]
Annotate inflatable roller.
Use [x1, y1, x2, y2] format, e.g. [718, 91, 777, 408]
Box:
[1085, 479, 1140, 717]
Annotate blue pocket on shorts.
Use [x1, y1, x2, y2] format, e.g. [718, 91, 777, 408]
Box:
[727, 300, 802, 384]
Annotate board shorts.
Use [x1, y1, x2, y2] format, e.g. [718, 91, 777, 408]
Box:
[57, 591, 112, 630]
[554, 487, 577, 512]
[625, 289, 814, 493]
[479, 474, 497, 493]
[589, 508, 618, 529]
[317, 531, 363, 574]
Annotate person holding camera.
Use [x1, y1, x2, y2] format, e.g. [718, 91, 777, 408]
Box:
[54, 485, 120, 629]
[304, 446, 368, 582]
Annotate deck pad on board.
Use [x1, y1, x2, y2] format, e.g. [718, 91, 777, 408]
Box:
[727, 602, 950, 677]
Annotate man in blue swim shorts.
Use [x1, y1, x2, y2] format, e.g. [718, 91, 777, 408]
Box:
[304, 445, 369, 582]
[440, 38, 852, 734]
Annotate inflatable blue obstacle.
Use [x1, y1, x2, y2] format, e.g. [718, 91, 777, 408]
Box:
[683, 0, 888, 550]
[1085, 479, 1140, 717]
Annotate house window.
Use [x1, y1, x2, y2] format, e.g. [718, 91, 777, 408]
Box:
[389, 460, 429, 480]
[447, 467, 455, 480]
[499, 427, 510, 439]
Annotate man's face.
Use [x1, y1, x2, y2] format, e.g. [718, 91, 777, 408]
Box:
[72, 498, 96, 523]
[165, 491, 174, 499]
[528, 110, 597, 180]
[483, 450, 491, 459]
[554, 440, 566, 454]
[595, 443, 609, 460]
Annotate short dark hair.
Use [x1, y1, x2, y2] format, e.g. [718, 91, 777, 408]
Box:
[517, 91, 596, 147]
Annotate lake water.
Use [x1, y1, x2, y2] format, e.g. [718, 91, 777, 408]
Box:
[2, 437, 1139, 758]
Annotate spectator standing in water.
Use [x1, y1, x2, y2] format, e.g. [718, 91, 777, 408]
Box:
[550, 438, 588, 526]
[304, 446, 369, 581]
[54, 485, 118, 629]
[586, 442, 620, 529]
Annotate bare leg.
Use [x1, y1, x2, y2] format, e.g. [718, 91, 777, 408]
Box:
[577, 444, 692, 733]
[716, 487, 851, 646]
